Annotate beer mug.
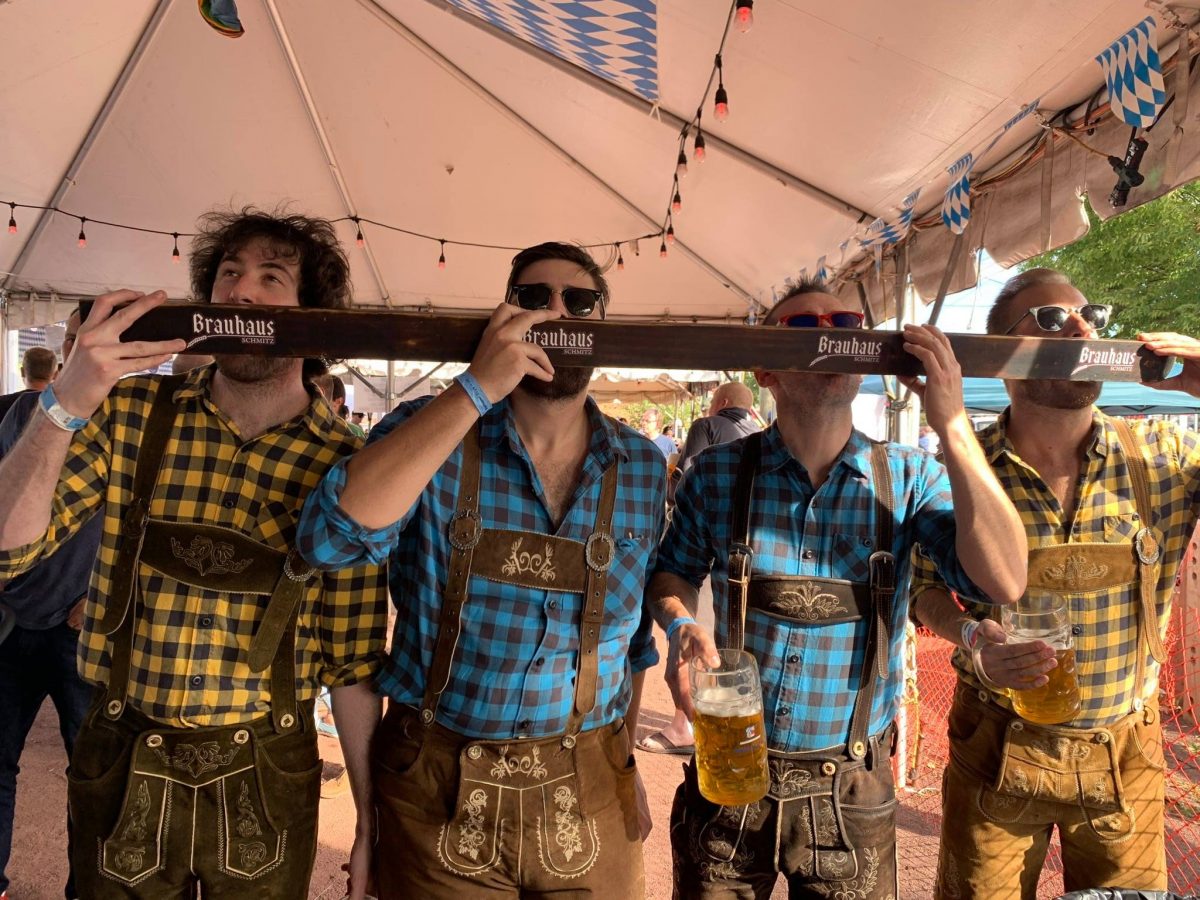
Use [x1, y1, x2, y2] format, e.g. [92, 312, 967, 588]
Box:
[690, 648, 769, 805]
[999, 592, 1081, 725]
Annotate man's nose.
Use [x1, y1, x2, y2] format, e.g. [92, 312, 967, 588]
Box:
[227, 274, 256, 304]
[1063, 309, 1096, 338]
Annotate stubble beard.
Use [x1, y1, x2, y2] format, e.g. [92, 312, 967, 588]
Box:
[214, 354, 296, 385]
[773, 372, 862, 416]
[1013, 379, 1102, 410]
[516, 366, 594, 401]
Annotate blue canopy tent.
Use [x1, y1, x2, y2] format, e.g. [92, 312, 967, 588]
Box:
[861, 375, 1200, 416]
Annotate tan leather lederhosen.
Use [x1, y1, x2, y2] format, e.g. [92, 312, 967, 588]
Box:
[85, 374, 319, 886]
[965, 417, 1165, 834]
[412, 423, 621, 879]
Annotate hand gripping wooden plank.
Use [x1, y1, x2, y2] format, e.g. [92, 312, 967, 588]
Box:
[87, 302, 1173, 382]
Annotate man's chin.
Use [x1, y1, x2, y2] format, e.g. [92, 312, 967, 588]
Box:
[516, 366, 594, 401]
[214, 354, 295, 384]
[1016, 379, 1102, 410]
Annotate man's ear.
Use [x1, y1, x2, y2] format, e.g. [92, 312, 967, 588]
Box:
[753, 368, 777, 389]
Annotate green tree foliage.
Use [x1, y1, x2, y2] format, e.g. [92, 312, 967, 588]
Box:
[1022, 185, 1200, 339]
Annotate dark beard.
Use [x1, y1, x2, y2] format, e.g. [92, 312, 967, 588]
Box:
[214, 354, 295, 384]
[517, 366, 594, 401]
[1014, 379, 1102, 410]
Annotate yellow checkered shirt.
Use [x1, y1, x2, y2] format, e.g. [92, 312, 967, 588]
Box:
[0, 366, 388, 727]
[911, 411, 1200, 726]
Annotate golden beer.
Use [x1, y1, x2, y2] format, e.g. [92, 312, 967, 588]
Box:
[1009, 647, 1081, 725]
[693, 701, 769, 806]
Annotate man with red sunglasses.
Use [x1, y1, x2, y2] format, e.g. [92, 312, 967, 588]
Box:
[649, 276, 1027, 898]
[297, 242, 666, 898]
[911, 267, 1200, 898]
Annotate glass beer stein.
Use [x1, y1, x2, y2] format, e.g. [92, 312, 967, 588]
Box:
[990, 592, 1082, 725]
[690, 649, 769, 805]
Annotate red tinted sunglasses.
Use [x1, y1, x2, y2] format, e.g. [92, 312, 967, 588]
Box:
[777, 311, 865, 329]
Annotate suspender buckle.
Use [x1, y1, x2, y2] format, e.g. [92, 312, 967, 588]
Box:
[122, 498, 150, 538]
[867, 550, 896, 595]
[448, 509, 483, 550]
[1135, 527, 1161, 565]
[729, 542, 754, 586]
[585, 531, 615, 573]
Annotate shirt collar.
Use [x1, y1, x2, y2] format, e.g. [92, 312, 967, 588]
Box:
[987, 407, 1107, 464]
[758, 421, 872, 478]
[478, 395, 629, 469]
[173, 363, 338, 440]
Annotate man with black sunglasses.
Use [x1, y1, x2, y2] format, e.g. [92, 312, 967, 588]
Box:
[648, 276, 1027, 899]
[296, 242, 666, 898]
[911, 267, 1200, 898]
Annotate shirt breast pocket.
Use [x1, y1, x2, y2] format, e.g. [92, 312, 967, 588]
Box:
[610, 534, 653, 588]
[254, 498, 301, 546]
[833, 533, 874, 582]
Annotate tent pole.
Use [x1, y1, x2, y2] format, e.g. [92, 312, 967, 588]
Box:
[1, 0, 174, 294]
[263, 0, 393, 306]
[355, 0, 765, 315]
[415, 0, 869, 221]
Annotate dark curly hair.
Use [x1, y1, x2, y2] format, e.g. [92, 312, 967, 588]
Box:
[189, 207, 352, 310]
[505, 242, 609, 317]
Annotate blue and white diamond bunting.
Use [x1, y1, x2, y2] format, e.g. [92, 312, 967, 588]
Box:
[1096, 17, 1166, 129]
[862, 188, 921, 248]
[941, 154, 973, 235]
[446, 0, 659, 101]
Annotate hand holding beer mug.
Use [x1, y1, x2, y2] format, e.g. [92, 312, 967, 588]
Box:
[690, 649, 769, 806]
[973, 592, 1081, 725]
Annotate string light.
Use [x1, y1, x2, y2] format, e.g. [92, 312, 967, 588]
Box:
[666, 221, 676, 245]
[672, 184, 682, 214]
[7, 203, 15, 234]
[714, 55, 730, 122]
[616, 243, 625, 271]
[676, 148, 689, 178]
[694, 126, 707, 162]
[171, 232, 181, 264]
[659, 238, 668, 258]
[437, 239, 446, 270]
[735, 0, 754, 33]
[354, 216, 364, 248]
[77, 217, 87, 249]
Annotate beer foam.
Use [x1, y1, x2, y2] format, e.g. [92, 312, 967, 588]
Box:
[694, 686, 762, 717]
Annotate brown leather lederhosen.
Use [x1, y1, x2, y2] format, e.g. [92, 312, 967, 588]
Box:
[68, 375, 321, 895]
[672, 432, 901, 896]
[955, 417, 1166, 835]
[381, 423, 630, 883]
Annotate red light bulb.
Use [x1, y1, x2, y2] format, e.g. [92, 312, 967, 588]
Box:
[7, 204, 15, 234]
[77, 218, 87, 248]
[735, 0, 753, 33]
[694, 131, 706, 162]
[714, 86, 729, 122]
[659, 240, 668, 258]
[672, 190, 682, 214]
[171, 232, 181, 264]
[355, 224, 364, 248]
[437, 240, 446, 269]
[666, 224, 676, 245]
[676, 149, 688, 178]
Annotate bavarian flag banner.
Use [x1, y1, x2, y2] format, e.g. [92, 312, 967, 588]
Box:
[941, 154, 973, 235]
[1096, 17, 1166, 129]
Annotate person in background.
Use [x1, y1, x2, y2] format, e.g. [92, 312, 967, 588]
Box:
[0, 308, 97, 900]
[0, 346, 58, 423]
[349, 411, 367, 438]
[654, 423, 678, 459]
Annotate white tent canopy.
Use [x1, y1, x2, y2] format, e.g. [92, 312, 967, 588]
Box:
[4, 0, 1200, 349]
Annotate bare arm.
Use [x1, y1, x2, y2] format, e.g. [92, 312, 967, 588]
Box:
[330, 681, 382, 900]
[899, 325, 1027, 603]
[0, 291, 183, 550]
[648, 571, 719, 720]
[337, 303, 560, 529]
[913, 587, 1055, 689]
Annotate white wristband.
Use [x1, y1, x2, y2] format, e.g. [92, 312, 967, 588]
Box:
[961, 618, 980, 651]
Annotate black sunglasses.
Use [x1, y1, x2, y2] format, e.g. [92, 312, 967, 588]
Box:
[508, 283, 606, 319]
[1005, 303, 1112, 335]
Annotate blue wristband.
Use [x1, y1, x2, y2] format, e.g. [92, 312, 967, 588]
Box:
[455, 371, 493, 417]
[665, 616, 696, 643]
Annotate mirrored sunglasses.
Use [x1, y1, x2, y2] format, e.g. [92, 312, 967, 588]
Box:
[1004, 303, 1112, 335]
[508, 283, 605, 319]
[777, 311, 865, 329]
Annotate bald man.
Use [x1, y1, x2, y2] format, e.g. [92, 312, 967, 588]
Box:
[675, 381, 758, 478]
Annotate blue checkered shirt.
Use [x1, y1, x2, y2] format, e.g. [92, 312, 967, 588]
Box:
[658, 424, 980, 752]
[297, 396, 666, 739]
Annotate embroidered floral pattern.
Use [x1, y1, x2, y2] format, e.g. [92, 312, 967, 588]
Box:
[120, 781, 152, 841]
[829, 846, 882, 900]
[552, 786, 584, 861]
[1028, 736, 1092, 762]
[1086, 778, 1112, 806]
[456, 789, 488, 861]
[1041, 554, 1108, 587]
[773, 582, 844, 621]
[115, 846, 146, 874]
[501, 538, 557, 583]
[235, 781, 262, 838]
[237, 841, 268, 869]
[769, 760, 814, 799]
[1009, 767, 1032, 796]
[815, 798, 839, 846]
[170, 535, 253, 577]
[490, 745, 548, 781]
[152, 740, 238, 777]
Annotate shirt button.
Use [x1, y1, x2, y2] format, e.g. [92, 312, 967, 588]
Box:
[1071, 625, 1083, 636]
[518, 719, 532, 731]
[535, 658, 545, 667]
[199, 616, 213, 628]
[801, 549, 815, 560]
[548, 600, 558, 611]
[778, 708, 790, 717]
[190, 675, 203, 687]
[788, 654, 800, 664]
[222, 498, 236, 509]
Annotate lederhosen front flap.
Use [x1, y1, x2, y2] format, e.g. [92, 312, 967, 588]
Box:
[720, 432, 896, 880]
[419, 423, 619, 878]
[94, 375, 315, 885]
